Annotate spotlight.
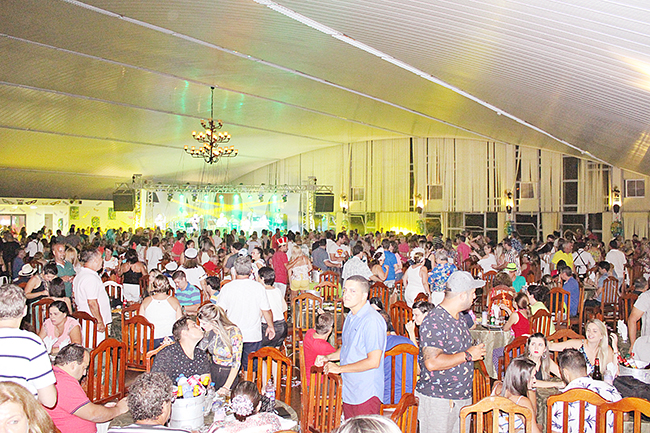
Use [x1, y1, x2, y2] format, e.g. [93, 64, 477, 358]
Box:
[282, 193, 287, 203]
[259, 193, 264, 202]
[167, 193, 173, 201]
[192, 193, 197, 202]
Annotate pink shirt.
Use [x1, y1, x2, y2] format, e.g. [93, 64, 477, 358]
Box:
[457, 242, 471, 262]
[46, 367, 96, 433]
[303, 329, 335, 385]
[271, 250, 289, 284]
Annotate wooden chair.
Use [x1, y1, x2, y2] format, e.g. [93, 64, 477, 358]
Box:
[394, 280, 404, 302]
[381, 393, 418, 433]
[547, 328, 584, 363]
[619, 292, 638, 322]
[413, 292, 429, 304]
[473, 360, 491, 404]
[525, 272, 536, 284]
[71, 311, 98, 349]
[291, 293, 323, 363]
[122, 315, 155, 371]
[497, 336, 528, 380]
[316, 281, 339, 302]
[331, 297, 344, 347]
[468, 264, 482, 279]
[305, 366, 343, 433]
[549, 287, 571, 329]
[85, 338, 126, 404]
[120, 302, 141, 331]
[569, 284, 585, 335]
[103, 280, 122, 302]
[530, 309, 553, 336]
[31, 298, 53, 333]
[598, 397, 650, 433]
[390, 301, 412, 337]
[369, 281, 390, 309]
[599, 276, 619, 326]
[319, 271, 340, 286]
[246, 347, 292, 405]
[460, 395, 534, 433]
[297, 341, 309, 432]
[482, 270, 498, 285]
[138, 274, 149, 298]
[546, 388, 607, 433]
[145, 342, 173, 372]
[384, 343, 419, 405]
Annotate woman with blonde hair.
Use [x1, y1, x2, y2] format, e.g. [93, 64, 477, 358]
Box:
[198, 303, 244, 395]
[139, 275, 182, 348]
[0, 381, 56, 433]
[403, 248, 429, 307]
[287, 245, 311, 300]
[548, 318, 618, 378]
[65, 246, 81, 274]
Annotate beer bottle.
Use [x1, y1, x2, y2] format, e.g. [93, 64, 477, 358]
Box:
[592, 358, 603, 380]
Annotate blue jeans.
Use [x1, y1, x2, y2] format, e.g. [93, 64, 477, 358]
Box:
[241, 340, 263, 373]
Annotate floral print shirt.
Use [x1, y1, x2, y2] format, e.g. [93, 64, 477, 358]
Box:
[416, 305, 472, 399]
[198, 327, 244, 369]
[428, 263, 457, 292]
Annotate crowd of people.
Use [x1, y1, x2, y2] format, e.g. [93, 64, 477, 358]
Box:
[0, 222, 649, 433]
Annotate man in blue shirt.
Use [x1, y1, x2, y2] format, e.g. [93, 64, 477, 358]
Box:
[316, 275, 386, 418]
[381, 239, 399, 288]
[559, 266, 580, 317]
[172, 270, 201, 313]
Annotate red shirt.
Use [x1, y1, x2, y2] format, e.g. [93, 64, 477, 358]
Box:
[303, 329, 335, 386]
[271, 250, 289, 284]
[46, 367, 96, 433]
[511, 310, 531, 338]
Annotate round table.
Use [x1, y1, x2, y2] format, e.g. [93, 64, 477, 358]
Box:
[469, 326, 514, 378]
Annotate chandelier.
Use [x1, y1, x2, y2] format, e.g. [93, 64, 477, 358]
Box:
[184, 86, 238, 164]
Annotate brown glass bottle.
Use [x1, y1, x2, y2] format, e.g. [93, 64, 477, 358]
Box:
[592, 358, 603, 380]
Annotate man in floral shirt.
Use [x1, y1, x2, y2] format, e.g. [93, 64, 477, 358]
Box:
[416, 271, 487, 433]
[551, 348, 621, 433]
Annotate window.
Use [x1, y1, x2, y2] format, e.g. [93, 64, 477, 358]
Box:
[427, 185, 443, 200]
[519, 182, 535, 199]
[626, 179, 645, 198]
[350, 187, 365, 202]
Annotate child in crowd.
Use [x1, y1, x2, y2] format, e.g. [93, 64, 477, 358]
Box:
[303, 312, 336, 385]
[206, 276, 221, 304]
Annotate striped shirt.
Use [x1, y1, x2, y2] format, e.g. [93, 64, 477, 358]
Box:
[0, 327, 56, 395]
[175, 283, 201, 307]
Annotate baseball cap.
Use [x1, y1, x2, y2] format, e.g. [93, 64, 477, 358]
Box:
[184, 248, 198, 259]
[505, 263, 517, 272]
[446, 270, 485, 292]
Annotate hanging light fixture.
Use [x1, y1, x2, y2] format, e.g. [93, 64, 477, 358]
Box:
[185, 86, 237, 164]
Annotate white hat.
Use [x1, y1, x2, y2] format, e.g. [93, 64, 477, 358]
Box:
[446, 271, 485, 292]
[184, 248, 198, 259]
[18, 264, 37, 277]
[165, 261, 179, 272]
[410, 247, 425, 260]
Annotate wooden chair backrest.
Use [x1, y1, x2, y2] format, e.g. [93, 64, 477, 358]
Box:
[482, 270, 498, 285]
[120, 302, 141, 330]
[145, 342, 173, 372]
[530, 309, 553, 336]
[331, 298, 344, 347]
[619, 292, 639, 321]
[103, 281, 122, 302]
[298, 341, 309, 432]
[383, 393, 419, 433]
[71, 311, 98, 349]
[246, 347, 292, 405]
[384, 343, 419, 405]
[292, 293, 322, 332]
[31, 298, 53, 333]
[546, 388, 607, 433]
[468, 264, 482, 279]
[316, 281, 339, 302]
[487, 286, 514, 315]
[319, 271, 340, 286]
[85, 338, 126, 404]
[598, 397, 650, 433]
[601, 276, 619, 305]
[548, 328, 583, 343]
[473, 360, 491, 404]
[389, 301, 412, 337]
[499, 336, 528, 380]
[139, 274, 149, 297]
[369, 281, 390, 309]
[460, 395, 533, 433]
[413, 292, 429, 304]
[549, 287, 571, 328]
[122, 315, 155, 371]
[306, 366, 343, 433]
[394, 280, 404, 302]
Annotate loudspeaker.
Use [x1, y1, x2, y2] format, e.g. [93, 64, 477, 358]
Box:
[113, 192, 135, 212]
[314, 193, 334, 213]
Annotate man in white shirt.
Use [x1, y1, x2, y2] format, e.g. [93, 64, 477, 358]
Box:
[605, 240, 627, 285]
[573, 241, 596, 280]
[146, 237, 164, 271]
[342, 244, 381, 283]
[217, 256, 275, 373]
[327, 232, 350, 269]
[212, 229, 222, 249]
[73, 248, 112, 343]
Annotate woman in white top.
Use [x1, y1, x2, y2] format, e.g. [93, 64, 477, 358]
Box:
[39, 300, 82, 354]
[474, 244, 498, 274]
[139, 274, 183, 348]
[287, 245, 312, 301]
[403, 248, 429, 307]
[178, 247, 209, 296]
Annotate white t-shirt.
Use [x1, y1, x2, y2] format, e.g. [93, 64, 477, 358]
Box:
[146, 246, 164, 271]
[573, 249, 596, 276]
[217, 279, 271, 342]
[213, 235, 222, 248]
[0, 328, 56, 396]
[634, 291, 650, 338]
[478, 254, 498, 274]
[605, 249, 626, 282]
[326, 241, 350, 262]
[178, 265, 207, 289]
[264, 287, 287, 321]
[73, 267, 112, 326]
[247, 240, 261, 253]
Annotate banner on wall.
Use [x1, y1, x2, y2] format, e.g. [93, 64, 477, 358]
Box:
[70, 206, 79, 220]
[108, 208, 116, 220]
